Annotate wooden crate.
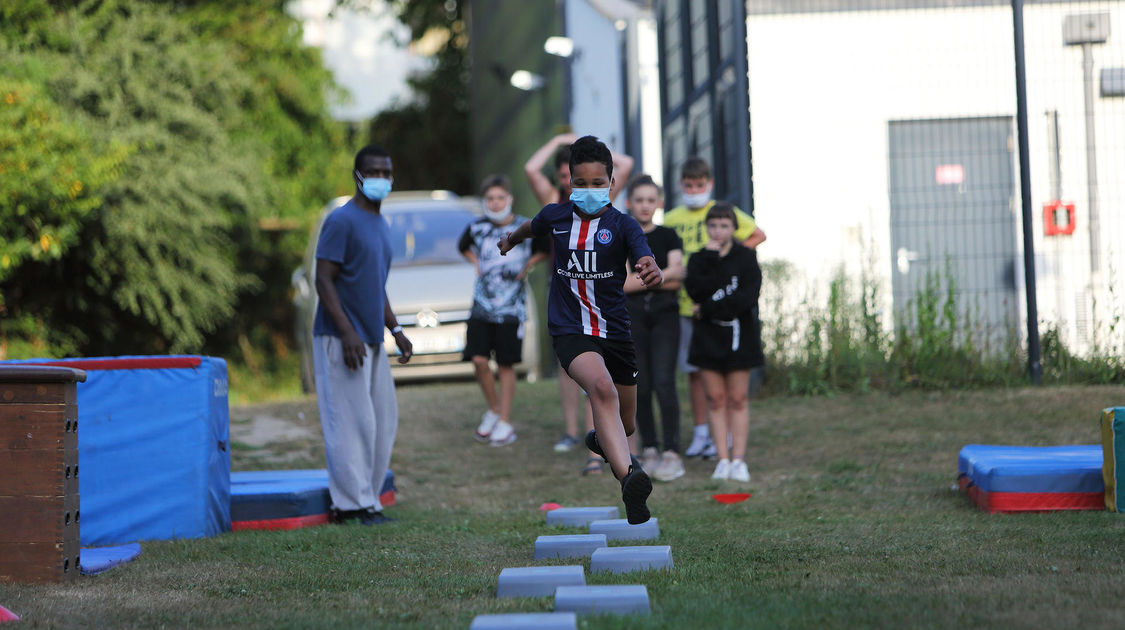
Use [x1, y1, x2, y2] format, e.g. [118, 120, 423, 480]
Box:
[0, 366, 84, 584]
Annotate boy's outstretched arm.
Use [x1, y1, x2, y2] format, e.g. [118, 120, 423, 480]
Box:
[498, 221, 535, 256]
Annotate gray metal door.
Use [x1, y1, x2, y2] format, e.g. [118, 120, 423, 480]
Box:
[888, 117, 1018, 345]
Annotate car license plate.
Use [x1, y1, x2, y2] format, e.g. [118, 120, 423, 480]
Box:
[386, 323, 466, 356]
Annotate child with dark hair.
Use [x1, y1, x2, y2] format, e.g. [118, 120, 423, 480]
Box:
[501, 135, 662, 523]
[684, 203, 763, 483]
[524, 133, 636, 463]
[664, 156, 766, 460]
[458, 174, 549, 446]
[623, 175, 686, 482]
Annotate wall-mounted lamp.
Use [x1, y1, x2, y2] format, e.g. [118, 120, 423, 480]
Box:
[510, 70, 546, 91]
[544, 36, 575, 58]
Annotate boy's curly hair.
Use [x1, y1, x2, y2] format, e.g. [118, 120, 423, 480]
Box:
[568, 136, 613, 179]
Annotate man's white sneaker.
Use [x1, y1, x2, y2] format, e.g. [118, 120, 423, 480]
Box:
[685, 433, 713, 458]
[652, 451, 685, 482]
[729, 459, 750, 482]
[488, 421, 517, 446]
[475, 410, 500, 442]
[641, 447, 660, 472]
[711, 459, 731, 480]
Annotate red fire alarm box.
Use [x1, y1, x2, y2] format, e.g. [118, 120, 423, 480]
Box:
[1043, 200, 1076, 236]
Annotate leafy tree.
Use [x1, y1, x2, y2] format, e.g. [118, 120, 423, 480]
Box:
[364, 0, 473, 195]
[0, 0, 349, 358]
[0, 76, 128, 356]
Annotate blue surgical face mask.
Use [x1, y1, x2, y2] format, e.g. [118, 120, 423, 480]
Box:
[569, 187, 611, 214]
[356, 171, 392, 201]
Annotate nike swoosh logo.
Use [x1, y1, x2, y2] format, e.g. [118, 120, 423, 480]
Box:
[553, 229, 567, 234]
[633, 371, 639, 378]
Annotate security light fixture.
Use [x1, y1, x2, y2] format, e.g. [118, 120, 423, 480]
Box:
[510, 70, 546, 91]
[544, 36, 575, 58]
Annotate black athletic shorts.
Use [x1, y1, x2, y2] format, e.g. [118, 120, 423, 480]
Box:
[462, 319, 523, 366]
[688, 315, 764, 373]
[552, 334, 638, 386]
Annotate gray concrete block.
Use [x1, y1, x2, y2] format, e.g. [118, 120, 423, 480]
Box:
[589, 545, 673, 573]
[545, 506, 619, 527]
[588, 518, 659, 541]
[469, 612, 578, 630]
[533, 534, 607, 560]
[553, 585, 650, 616]
[496, 565, 585, 598]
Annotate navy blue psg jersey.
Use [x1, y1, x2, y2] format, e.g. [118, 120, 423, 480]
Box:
[530, 201, 654, 340]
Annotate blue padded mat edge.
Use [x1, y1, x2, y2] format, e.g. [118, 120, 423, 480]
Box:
[81, 543, 142, 576]
[230, 470, 395, 520]
[957, 445, 1103, 493]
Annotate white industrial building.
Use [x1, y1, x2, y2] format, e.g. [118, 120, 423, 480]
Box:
[744, 2, 1125, 351]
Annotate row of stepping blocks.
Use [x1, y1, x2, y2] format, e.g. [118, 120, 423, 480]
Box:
[470, 506, 673, 629]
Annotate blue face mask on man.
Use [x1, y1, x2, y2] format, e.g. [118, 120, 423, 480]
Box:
[569, 187, 611, 214]
[356, 170, 392, 201]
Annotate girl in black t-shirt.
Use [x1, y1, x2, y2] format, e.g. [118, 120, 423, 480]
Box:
[624, 175, 686, 482]
[684, 203, 763, 484]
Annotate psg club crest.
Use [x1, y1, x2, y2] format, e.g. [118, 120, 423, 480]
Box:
[596, 228, 613, 245]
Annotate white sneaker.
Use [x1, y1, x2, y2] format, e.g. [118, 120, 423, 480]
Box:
[700, 439, 718, 460]
[685, 432, 713, 458]
[475, 410, 500, 442]
[652, 451, 685, 482]
[729, 459, 750, 482]
[488, 421, 517, 446]
[711, 459, 731, 480]
[641, 447, 660, 472]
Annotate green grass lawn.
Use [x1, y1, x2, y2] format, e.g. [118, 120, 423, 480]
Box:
[3, 381, 1125, 629]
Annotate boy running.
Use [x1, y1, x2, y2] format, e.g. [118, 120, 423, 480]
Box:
[459, 174, 549, 445]
[500, 136, 663, 524]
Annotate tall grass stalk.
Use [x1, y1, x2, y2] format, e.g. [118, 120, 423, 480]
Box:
[761, 260, 1123, 395]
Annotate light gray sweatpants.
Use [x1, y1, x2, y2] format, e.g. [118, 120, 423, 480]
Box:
[313, 335, 398, 512]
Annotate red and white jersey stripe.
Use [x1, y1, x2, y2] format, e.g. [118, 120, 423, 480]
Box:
[569, 214, 606, 337]
[529, 201, 654, 341]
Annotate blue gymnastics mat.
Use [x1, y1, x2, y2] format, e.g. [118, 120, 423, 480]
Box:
[957, 444, 1104, 512]
[81, 543, 142, 576]
[230, 469, 396, 530]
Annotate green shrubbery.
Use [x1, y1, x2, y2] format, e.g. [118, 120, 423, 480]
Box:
[0, 0, 349, 359]
[761, 259, 1124, 395]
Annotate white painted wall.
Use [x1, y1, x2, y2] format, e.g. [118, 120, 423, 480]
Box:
[747, 3, 1125, 349]
[567, 0, 628, 156]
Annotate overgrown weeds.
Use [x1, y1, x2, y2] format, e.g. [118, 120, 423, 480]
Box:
[761, 260, 1125, 395]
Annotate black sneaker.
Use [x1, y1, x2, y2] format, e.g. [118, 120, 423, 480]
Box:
[620, 465, 652, 525]
[332, 508, 364, 524]
[585, 430, 606, 460]
[587, 430, 645, 471]
[360, 511, 395, 526]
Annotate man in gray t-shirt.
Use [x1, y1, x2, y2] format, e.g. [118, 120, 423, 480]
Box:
[457, 174, 548, 446]
[312, 144, 412, 526]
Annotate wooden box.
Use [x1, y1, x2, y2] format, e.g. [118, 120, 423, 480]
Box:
[0, 366, 85, 583]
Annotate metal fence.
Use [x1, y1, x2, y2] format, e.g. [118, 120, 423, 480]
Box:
[733, 0, 1125, 368]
